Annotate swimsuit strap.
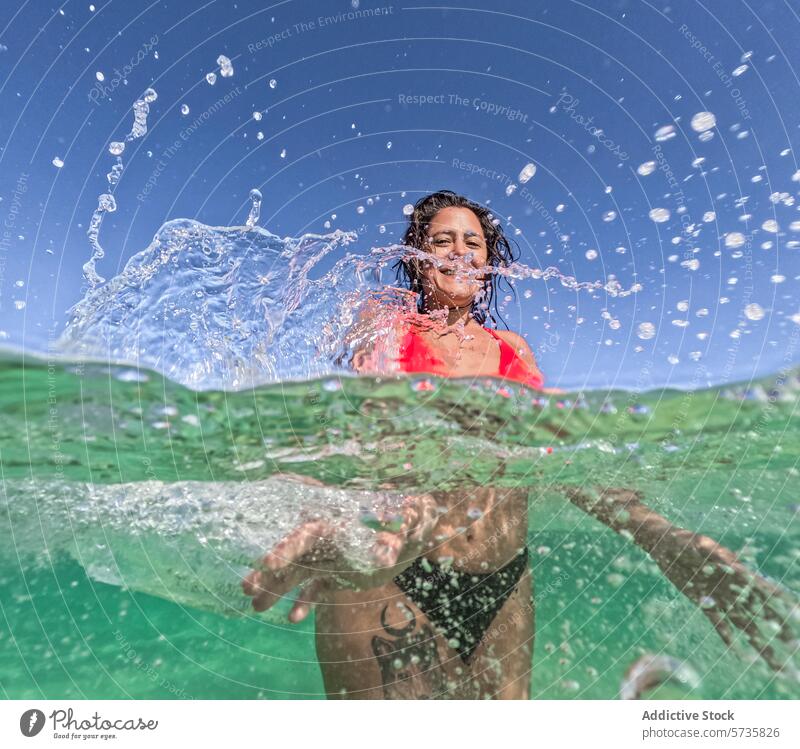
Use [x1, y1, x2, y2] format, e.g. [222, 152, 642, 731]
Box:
[482, 327, 515, 377]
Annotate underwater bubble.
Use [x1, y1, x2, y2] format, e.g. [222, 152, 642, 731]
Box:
[732, 64, 749, 77]
[637, 322, 656, 340]
[108, 141, 125, 156]
[256, 131, 264, 140]
[269, 78, 277, 89]
[52, 156, 64, 168]
[217, 54, 234, 78]
[702, 211, 715, 222]
[356, 205, 365, 214]
[402, 204, 414, 216]
[14, 300, 25, 310]
[677, 300, 689, 312]
[280, 148, 287, 158]
[585, 249, 598, 260]
[762, 219, 779, 233]
[142, 88, 157, 103]
[556, 203, 565, 212]
[771, 274, 785, 284]
[654, 124, 676, 142]
[725, 232, 746, 249]
[649, 208, 670, 223]
[637, 161, 656, 176]
[206, 72, 217, 85]
[518, 163, 536, 184]
[505, 184, 517, 196]
[692, 157, 705, 168]
[180, 103, 190, 116]
[744, 303, 765, 321]
[620, 654, 701, 700]
[690, 111, 716, 133]
[253, 111, 262, 121]
[602, 210, 616, 222]
[96, 71, 105, 81]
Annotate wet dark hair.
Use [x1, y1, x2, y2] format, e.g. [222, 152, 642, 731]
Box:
[392, 190, 518, 327]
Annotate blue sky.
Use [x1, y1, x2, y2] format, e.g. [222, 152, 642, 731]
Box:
[1, 0, 800, 390]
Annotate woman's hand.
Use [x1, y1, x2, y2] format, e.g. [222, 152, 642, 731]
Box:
[566, 486, 799, 673]
[241, 477, 438, 623]
[643, 523, 798, 673]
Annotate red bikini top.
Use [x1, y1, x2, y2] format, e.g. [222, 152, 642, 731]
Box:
[396, 324, 544, 390]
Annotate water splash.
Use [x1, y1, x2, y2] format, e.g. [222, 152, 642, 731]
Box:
[63, 214, 642, 389]
[620, 653, 701, 699]
[84, 88, 157, 288]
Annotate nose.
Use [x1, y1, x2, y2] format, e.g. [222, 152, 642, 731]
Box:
[448, 236, 472, 260]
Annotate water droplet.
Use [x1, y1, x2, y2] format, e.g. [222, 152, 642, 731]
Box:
[180, 103, 190, 116]
[654, 124, 676, 142]
[648, 207, 670, 223]
[518, 162, 536, 184]
[725, 232, 746, 249]
[690, 111, 716, 133]
[386, 141, 392, 149]
[206, 72, 217, 85]
[762, 219, 779, 233]
[637, 161, 656, 176]
[280, 148, 286, 158]
[14, 300, 25, 310]
[402, 204, 414, 216]
[585, 249, 598, 260]
[108, 141, 125, 156]
[744, 303, 764, 321]
[637, 322, 656, 340]
[95, 71, 105, 81]
[216, 54, 234, 78]
[245, 188, 262, 228]
[143, 88, 157, 103]
[256, 131, 264, 140]
[52, 156, 64, 168]
[269, 78, 277, 89]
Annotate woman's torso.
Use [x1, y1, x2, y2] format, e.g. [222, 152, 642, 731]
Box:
[393, 320, 535, 569]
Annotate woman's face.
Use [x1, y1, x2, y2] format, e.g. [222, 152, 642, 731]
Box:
[417, 206, 489, 310]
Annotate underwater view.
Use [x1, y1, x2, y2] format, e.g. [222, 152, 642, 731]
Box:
[1, 0, 800, 703]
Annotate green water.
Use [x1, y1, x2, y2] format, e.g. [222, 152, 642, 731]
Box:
[1, 353, 798, 698]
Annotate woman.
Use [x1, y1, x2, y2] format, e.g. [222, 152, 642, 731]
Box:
[243, 191, 797, 699]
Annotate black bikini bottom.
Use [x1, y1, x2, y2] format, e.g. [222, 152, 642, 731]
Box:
[393, 547, 530, 663]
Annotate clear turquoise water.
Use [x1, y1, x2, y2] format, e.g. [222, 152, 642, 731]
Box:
[1, 354, 798, 698]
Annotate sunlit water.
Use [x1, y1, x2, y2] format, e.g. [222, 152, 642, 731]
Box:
[0, 211, 798, 699]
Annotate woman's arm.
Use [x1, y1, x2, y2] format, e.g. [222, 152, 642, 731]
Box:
[242, 474, 437, 622]
[565, 486, 798, 672]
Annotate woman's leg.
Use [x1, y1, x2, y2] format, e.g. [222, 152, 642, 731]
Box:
[315, 581, 465, 699]
[314, 568, 534, 700]
[467, 568, 534, 699]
